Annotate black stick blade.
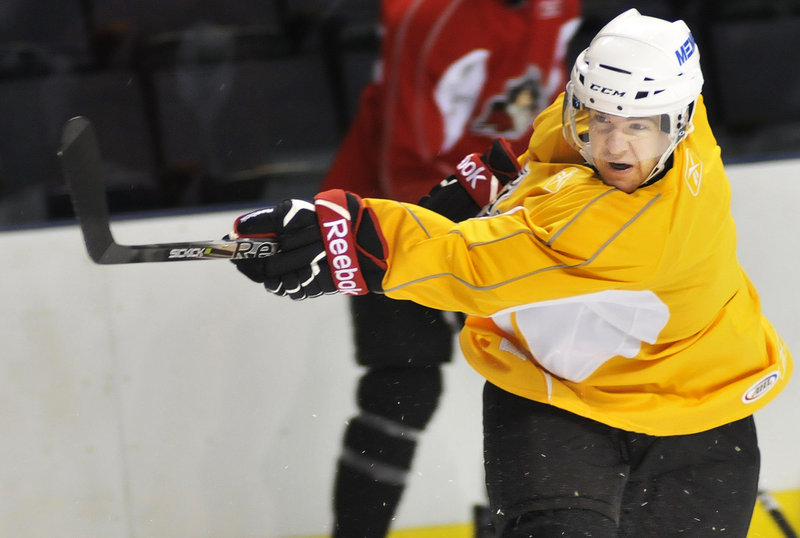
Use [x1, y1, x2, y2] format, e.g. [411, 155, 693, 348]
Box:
[59, 116, 118, 263]
[58, 117, 278, 264]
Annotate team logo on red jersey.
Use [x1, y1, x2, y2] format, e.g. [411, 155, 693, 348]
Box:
[538, 0, 565, 19]
[471, 66, 543, 140]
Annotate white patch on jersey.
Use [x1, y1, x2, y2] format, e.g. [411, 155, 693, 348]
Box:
[543, 371, 553, 400]
[492, 290, 670, 382]
[435, 49, 490, 153]
[684, 147, 703, 196]
[499, 337, 528, 361]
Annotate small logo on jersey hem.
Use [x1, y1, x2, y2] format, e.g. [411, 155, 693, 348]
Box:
[742, 372, 779, 403]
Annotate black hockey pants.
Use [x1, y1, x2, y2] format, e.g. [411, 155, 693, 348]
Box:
[483, 382, 760, 537]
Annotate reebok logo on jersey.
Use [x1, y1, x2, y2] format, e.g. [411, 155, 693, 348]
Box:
[684, 148, 702, 196]
[543, 167, 578, 193]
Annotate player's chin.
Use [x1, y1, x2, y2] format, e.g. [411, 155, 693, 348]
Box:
[596, 162, 644, 193]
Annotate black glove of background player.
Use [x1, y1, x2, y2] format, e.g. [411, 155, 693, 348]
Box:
[418, 137, 521, 222]
[232, 189, 387, 300]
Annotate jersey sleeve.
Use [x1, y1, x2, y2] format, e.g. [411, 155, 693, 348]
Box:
[364, 185, 665, 317]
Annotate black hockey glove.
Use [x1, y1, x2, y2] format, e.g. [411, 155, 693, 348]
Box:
[231, 189, 388, 300]
[418, 137, 521, 222]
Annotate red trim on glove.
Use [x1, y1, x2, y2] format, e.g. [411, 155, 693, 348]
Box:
[314, 189, 369, 296]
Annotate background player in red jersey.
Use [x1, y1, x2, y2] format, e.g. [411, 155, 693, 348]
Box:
[318, 1, 581, 535]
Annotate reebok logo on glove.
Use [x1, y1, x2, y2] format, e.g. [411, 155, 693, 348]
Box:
[456, 153, 501, 204]
[457, 153, 488, 188]
[418, 138, 521, 223]
[230, 191, 385, 299]
[321, 218, 364, 295]
[315, 191, 369, 295]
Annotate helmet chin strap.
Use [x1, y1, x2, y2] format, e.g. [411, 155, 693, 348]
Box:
[639, 154, 674, 188]
[640, 103, 696, 186]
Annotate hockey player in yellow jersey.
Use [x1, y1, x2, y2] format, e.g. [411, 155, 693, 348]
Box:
[230, 9, 792, 537]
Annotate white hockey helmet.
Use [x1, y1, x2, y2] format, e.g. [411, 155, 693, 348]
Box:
[563, 9, 704, 183]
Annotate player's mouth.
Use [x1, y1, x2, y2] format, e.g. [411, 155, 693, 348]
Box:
[608, 162, 633, 171]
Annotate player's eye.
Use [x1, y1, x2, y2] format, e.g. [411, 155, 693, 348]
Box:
[631, 121, 654, 130]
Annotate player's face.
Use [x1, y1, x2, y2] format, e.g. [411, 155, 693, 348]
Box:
[587, 110, 669, 193]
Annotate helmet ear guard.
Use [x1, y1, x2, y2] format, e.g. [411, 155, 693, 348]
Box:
[562, 9, 704, 184]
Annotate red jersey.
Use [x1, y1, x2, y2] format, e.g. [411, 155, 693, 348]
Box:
[320, 0, 582, 202]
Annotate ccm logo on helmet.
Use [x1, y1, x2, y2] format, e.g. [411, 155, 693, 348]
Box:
[589, 83, 625, 97]
[675, 34, 696, 66]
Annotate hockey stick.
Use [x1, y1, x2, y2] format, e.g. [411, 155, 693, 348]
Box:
[758, 491, 799, 538]
[58, 116, 278, 264]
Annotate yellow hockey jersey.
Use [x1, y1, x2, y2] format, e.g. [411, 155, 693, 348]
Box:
[362, 94, 792, 435]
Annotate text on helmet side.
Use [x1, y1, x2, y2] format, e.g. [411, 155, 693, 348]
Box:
[675, 34, 696, 66]
[589, 83, 625, 97]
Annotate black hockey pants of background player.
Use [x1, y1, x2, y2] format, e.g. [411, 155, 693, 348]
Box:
[332, 292, 454, 537]
[326, 139, 521, 537]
